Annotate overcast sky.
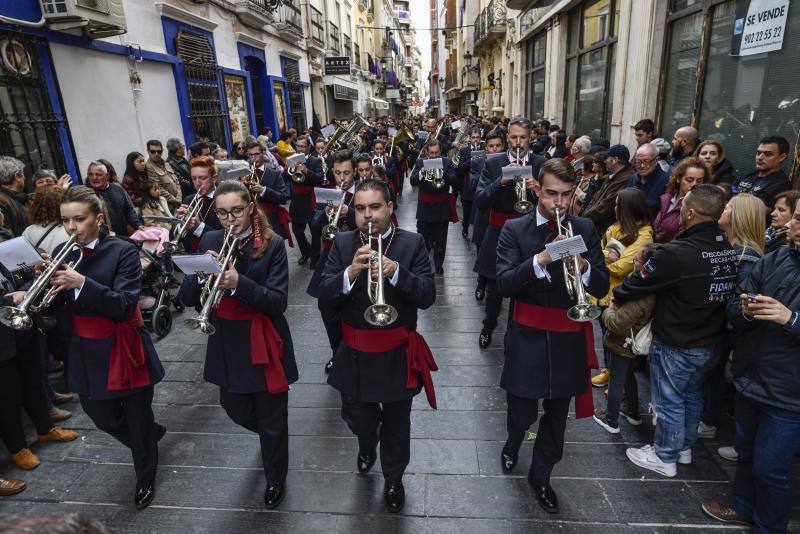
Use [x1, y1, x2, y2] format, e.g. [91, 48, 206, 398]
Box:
[410, 1, 432, 78]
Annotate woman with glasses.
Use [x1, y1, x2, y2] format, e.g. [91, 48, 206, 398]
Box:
[653, 158, 710, 242]
[178, 180, 297, 510]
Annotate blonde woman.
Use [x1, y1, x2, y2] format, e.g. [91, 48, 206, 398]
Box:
[697, 193, 765, 441]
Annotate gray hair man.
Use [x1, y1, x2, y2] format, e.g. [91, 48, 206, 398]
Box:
[0, 156, 29, 236]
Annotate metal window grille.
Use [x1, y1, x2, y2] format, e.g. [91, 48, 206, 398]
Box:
[283, 60, 306, 132]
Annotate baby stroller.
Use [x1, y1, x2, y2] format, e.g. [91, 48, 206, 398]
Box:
[129, 227, 184, 338]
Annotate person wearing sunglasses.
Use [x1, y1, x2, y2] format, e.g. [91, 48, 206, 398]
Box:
[145, 139, 181, 211]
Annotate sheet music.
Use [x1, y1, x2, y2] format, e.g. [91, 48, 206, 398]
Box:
[314, 188, 344, 204]
[0, 237, 46, 271]
[545, 235, 588, 262]
[321, 125, 336, 139]
[171, 254, 224, 275]
[422, 158, 444, 170]
[502, 166, 533, 182]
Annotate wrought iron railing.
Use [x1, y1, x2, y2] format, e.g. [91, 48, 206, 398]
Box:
[474, 0, 507, 46]
[275, 2, 303, 34]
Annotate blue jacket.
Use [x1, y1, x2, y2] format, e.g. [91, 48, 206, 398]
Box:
[628, 167, 669, 219]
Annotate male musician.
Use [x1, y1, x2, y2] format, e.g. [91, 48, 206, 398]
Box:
[410, 139, 459, 274]
[289, 136, 325, 265]
[451, 131, 475, 239]
[310, 137, 335, 269]
[176, 156, 221, 252]
[372, 140, 398, 190]
[319, 178, 437, 513]
[474, 118, 545, 348]
[471, 132, 506, 300]
[496, 158, 609, 514]
[307, 150, 359, 351]
[246, 141, 291, 244]
[412, 118, 450, 164]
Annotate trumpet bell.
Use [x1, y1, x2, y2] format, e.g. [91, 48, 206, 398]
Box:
[567, 303, 602, 322]
[291, 172, 306, 183]
[321, 224, 338, 241]
[184, 317, 216, 335]
[514, 200, 534, 214]
[364, 303, 399, 327]
[0, 306, 33, 330]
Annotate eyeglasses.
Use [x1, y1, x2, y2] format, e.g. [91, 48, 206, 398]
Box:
[86, 172, 105, 177]
[247, 152, 262, 158]
[149, 149, 163, 154]
[214, 206, 248, 219]
[635, 158, 656, 167]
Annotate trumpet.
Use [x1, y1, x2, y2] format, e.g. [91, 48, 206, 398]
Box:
[184, 226, 240, 336]
[424, 167, 446, 189]
[0, 235, 82, 330]
[322, 187, 348, 241]
[451, 117, 476, 167]
[319, 154, 329, 186]
[364, 222, 398, 326]
[287, 153, 307, 183]
[164, 192, 204, 254]
[553, 207, 601, 322]
[371, 153, 384, 168]
[512, 148, 534, 214]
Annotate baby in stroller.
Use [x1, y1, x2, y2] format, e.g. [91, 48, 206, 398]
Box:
[128, 226, 184, 338]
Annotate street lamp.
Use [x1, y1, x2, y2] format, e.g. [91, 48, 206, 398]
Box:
[463, 52, 480, 74]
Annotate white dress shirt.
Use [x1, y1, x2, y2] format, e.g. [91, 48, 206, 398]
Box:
[342, 225, 400, 294]
[531, 208, 592, 286]
[74, 238, 98, 299]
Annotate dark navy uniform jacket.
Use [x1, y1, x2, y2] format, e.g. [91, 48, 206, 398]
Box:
[306, 188, 357, 298]
[56, 235, 164, 399]
[409, 157, 458, 223]
[180, 192, 222, 252]
[473, 153, 545, 279]
[178, 231, 298, 394]
[470, 156, 489, 248]
[257, 166, 289, 239]
[320, 228, 435, 402]
[288, 154, 325, 225]
[453, 145, 474, 200]
[496, 213, 608, 400]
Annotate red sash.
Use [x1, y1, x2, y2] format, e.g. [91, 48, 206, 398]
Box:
[488, 209, 522, 229]
[418, 191, 459, 224]
[72, 308, 151, 392]
[341, 321, 438, 409]
[292, 184, 316, 211]
[214, 297, 289, 394]
[262, 203, 294, 247]
[511, 301, 597, 419]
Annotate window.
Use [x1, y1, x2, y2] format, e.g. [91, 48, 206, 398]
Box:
[343, 34, 352, 62]
[282, 58, 307, 132]
[174, 29, 227, 146]
[0, 32, 71, 178]
[524, 32, 546, 121]
[329, 22, 340, 54]
[354, 42, 361, 67]
[659, 12, 702, 141]
[309, 6, 325, 46]
[563, 0, 619, 138]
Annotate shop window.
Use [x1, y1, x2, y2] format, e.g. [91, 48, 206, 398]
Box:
[524, 32, 546, 122]
[282, 59, 307, 132]
[659, 12, 702, 143]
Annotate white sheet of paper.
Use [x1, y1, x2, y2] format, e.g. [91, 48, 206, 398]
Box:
[487, 152, 506, 161]
[287, 153, 307, 167]
[470, 150, 486, 159]
[417, 131, 430, 140]
[171, 254, 223, 275]
[0, 237, 46, 271]
[314, 188, 344, 204]
[422, 158, 443, 170]
[450, 120, 462, 130]
[545, 235, 588, 262]
[388, 127, 398, 137]
[321, 125, 336, 139]
[217, 160, 252, 181]
[502, 166, 533, 182]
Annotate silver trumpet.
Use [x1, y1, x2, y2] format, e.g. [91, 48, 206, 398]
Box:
[165, 192, 204, 253]
[513, 148, 534, 214]
[371, 153, 383, 168]
[553, 207, 601, 322]
[184, 226, 240, 336]
[364, 222, 398, 326]
[424, 167, 446, 189]
[0, 235, 82, 330]
[322, 187, 347, 241]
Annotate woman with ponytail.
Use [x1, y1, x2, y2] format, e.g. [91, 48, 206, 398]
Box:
[178, 180, 297, 509]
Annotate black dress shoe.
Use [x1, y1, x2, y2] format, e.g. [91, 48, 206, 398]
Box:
[324, 358, 334, 376]
[135, 484, 155, 509]
[478, 327, 492, 349]
[530, 482, 558, 514]
[500, 443, 518, 473]
[309, 258, 318, 270]
[298, 254, 309, 265]
[384, 482, 405, 513]
[436, 267, 444, 275]
[461, 227, 469, 239]
[475, 286, 486, 301]
[357, 448, 377, 473]
[264, 484, 285, 509]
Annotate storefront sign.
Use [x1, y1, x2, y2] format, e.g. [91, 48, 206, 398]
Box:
[333, 84, 358, 101]
[224, 74, 250, 143]
[324, 56, 351, 75]
[731, 0, 790, 56]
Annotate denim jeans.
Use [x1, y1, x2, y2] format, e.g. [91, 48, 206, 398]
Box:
[732, 392, 800, 533]
[649, 338, 717, 463]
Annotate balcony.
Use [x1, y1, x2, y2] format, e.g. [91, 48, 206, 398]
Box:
[358, 0, 373, 10]
[308, 6, 326, 52]
[274, 2, 304, 39]
[232, 0, 274, 30]
[473, 0, 507, 53]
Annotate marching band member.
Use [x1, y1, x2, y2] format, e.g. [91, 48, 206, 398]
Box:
[311, 137, 336, 269]
[409, 139, 459, 274]
[175, 156, 221, 253]
[246, 141, 292, 246]
[496, 158, 609, 514]
[307, 150, 359, 352]
[319, 178, 437, 513]
[456, 128, 484, 240]
[178, 180, 297, 509]
[289, 136, 325, 266]
[474, 118, 545, 348]
[372, 140, 398, 192]
[51, 186, 166, 509]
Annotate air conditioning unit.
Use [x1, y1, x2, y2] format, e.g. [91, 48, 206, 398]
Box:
[40, 0, 127, 39]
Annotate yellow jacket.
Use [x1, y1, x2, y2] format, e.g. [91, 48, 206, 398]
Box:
[595, 222, 654, 307]
[275, 140, 295, 164]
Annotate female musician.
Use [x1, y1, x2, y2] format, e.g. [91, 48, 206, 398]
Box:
[49, 185, 165, 509]
[178, 180, 297, 509]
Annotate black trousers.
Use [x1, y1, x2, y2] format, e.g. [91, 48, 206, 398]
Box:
[220, 388, 289, 486]
[462, 199, 473, 233]
[291, 221, 312, 258]
[476, 274, 487, 291]
[482, 279, 504, 330]
[606, 352, 640, 424]
[417, 220, 449, 270]
[80, 386, 159, 488]
[506, 393, 571, 485]
[340, 394, 412, 484]
[0, 345, 52, 453]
